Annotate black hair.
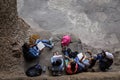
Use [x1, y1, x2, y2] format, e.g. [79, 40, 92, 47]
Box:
[70, 61, 76, 72]
[52, 62, 56, 66]
[67, 48, 72, 54]
[22, 43, 30, 54]
[56, 59, 62, 66]
[22, 43, 32, 61]
[101, 50, 106, 57]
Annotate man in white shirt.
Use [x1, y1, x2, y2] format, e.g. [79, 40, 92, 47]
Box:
[95, 50, 114, 71]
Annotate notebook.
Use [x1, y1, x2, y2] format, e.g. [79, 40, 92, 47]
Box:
[37, 41, 45, 51]
[77, 53, 86, 62]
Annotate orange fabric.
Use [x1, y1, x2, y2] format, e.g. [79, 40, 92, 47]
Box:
[29, 34, 40, 45]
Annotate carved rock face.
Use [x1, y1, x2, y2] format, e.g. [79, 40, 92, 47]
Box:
[0, 0, 29, 71]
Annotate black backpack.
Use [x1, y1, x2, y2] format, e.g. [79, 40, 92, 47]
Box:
[26, 64, 42, 77]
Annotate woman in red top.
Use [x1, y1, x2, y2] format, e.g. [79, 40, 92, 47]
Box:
[65, 59, 78, 75]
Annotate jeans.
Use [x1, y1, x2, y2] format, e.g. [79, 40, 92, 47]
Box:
[74, 57, 85, 69]
[36, 39, 53, 48]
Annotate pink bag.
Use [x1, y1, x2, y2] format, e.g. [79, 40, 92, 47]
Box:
[61, 35, 71, 47]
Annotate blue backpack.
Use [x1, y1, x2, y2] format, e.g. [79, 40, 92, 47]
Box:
[22, 43, 40, 61]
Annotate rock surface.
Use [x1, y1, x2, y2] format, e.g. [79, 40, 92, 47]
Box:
[0, 0, 120, 80]
[17, 0, 120, 49]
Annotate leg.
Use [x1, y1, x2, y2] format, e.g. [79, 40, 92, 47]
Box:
[41, 40, 50, 44]
[41, 40, 53, 49]
[89, 58, 97, 68]
[99, 61, 106, 71]
[59, 58, 64, 71]
[43, 43, 53, 48]
[105, 59, 113, 69]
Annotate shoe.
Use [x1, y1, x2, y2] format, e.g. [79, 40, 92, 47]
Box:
[49, 37, 53, 44]
[49, 37, 54, 46]
[42, 66, 46, 73]
[49, 37, 53, 41]
[51, 43, 54, 47]
[58, 72, 62, 76]
[49, 44, 54, 50]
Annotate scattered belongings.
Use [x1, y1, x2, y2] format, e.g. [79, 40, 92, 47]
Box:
[22, 34, 114, 77]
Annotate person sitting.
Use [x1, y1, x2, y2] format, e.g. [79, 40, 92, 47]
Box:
[61, 35, 71, 48]
[85, 50, 97, 69]
[74, 52, 89, 72]
[65, 59, 78, 75]
[63, 48, 80, 74]
[95, 50, 114, 71]
[74, 50, 97, 72]
[63, 48, 78, 58]
[50, 51, 64, 76]
[22, 42, 45, 62]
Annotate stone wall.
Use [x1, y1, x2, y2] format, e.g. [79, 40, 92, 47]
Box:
[0, 0, 29, 71]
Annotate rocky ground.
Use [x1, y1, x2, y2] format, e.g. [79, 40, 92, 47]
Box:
[18, 0, 120, 49]
[0, 0, 120, 80]
[0, 26, 120, 80]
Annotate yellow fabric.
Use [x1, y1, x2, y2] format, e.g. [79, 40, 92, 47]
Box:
[29, 34, 40, 45]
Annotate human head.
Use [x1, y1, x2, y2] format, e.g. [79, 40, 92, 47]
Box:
[101, 50, 106, 57]
[67, 48, 72, 54]
[56, 59, 62, 66]
[53, 51, 59, 55]
[22, 43, 30, 50]
[70, 61, 77, 72]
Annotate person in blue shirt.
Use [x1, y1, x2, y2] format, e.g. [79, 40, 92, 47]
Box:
[63, 48, 96, 72]
[22, 43, 41, 61]
[62, 48, 85, 73]
[50, 51, 64, 76]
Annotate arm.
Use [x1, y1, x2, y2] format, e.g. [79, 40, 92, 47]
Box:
[65, 55, 70, 60]
[51, 57, 55, 63]
[74, 57, 85, 69]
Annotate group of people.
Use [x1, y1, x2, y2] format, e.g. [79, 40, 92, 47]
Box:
[22, 34, 114, 77]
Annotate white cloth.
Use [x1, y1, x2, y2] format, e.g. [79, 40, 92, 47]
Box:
[53, 55, 63, 58]
[105, 52, 114, 59]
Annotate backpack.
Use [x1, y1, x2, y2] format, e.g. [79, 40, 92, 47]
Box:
[26, 64, 42, 77]
[22, 43, 40, 61]
[61, 35, 71, 47]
